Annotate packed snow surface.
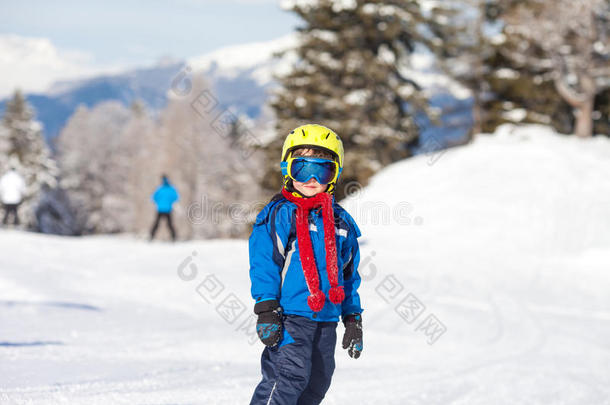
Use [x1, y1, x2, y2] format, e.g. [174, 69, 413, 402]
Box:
[1, 124, 609, 404]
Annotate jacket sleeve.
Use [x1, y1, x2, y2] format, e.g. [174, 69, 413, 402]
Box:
[341, 215, 363, 317]
[249, 201, 292, 304]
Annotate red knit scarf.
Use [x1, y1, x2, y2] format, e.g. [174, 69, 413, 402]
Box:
[281, 187, 344, 312]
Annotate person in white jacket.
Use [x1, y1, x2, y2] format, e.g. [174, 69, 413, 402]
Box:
[0, 167, 27, 226]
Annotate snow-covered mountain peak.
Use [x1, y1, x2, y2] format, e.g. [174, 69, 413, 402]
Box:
[188, 34, 298, 84]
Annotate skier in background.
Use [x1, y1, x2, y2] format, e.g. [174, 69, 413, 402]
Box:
[0, 167, 27, 226]
[150, 174, 179, 241]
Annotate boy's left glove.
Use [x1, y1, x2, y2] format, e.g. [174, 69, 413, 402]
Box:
[342, 313, 363, 359]
[254, 299, 283, 347]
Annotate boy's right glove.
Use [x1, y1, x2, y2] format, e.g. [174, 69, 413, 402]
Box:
[342, 313, 363, 359]
[254, 299, 283, 347]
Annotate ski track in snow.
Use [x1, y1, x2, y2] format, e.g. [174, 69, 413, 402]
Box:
[1, 125, 610, 404]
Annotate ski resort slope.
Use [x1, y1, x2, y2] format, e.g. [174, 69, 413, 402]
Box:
[1, 124, 609, 404]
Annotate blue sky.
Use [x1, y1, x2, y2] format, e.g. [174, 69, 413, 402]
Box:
[0, 0, 299, 65]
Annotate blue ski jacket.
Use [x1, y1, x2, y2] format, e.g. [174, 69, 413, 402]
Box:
[249, 193, 363, 322]
[151, 181, 179, 213]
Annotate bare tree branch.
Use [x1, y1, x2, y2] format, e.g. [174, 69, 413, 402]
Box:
[554, 77, 587, 108]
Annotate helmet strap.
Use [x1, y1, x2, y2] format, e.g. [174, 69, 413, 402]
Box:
[284, 179, 304, 198]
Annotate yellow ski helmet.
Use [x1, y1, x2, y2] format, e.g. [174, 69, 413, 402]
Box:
[280, 124, 344, 194]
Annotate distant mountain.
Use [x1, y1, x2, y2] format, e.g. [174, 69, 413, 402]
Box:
[187, 35, 298, 118]
[0, 36, 297, 142]
[0, 62, 183, 142]
[0, 34, 472, 148]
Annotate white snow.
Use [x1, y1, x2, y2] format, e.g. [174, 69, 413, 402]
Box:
[317, 51, 342, 70]
[188, 34, 299, 86]
[2, 124, 610, 404]
[398, 44, 472, 99]
[419, 0, 444, 15]
[280, 0, 321, 12]
[377, 44, 396, 64]
[343, 89, 370, 105]
[189, 35, 296, 73]
[398, 83, 416, 98]
[502, 108, 528, 122]
[495, 68, 520, 80]
[362, 3, 377, 15]
[490, 32, 507, 45]
[294, 96, 307, 107]
[310, 29, 339, 44]
[331, 0, 357, 13]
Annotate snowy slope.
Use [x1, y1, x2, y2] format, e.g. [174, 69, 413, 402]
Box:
[1, 124, 609, 404]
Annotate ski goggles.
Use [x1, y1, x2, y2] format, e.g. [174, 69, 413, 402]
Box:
[281, 156, 341, 185]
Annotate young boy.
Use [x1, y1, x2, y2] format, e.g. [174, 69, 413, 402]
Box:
[249, 124, 363, 405]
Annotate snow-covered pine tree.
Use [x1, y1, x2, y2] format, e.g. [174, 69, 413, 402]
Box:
[0, 121, 9, 165]
[57, 102, 131, 234]
[499, 0, 609, 137]
[156, 76, 264, 239]
[0, 90, 58, 228]
[116, 100, 160, 235]
[56, 76, 264, 239]
[266, 0, 445, 198]
[478, 30, 576, 135]
[424, 0, 497, 137]
[432, 0, 609, 137]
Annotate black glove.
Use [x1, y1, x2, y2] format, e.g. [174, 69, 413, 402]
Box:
[254, 299, 283, 347]
[342, 313, 363, 359]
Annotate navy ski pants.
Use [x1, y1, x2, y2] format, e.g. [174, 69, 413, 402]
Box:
[250, 314, 338, 405]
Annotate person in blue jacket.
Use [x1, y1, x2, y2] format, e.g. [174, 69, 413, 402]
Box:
[249, 124, 363, 405]
[150, 174, 179, 241]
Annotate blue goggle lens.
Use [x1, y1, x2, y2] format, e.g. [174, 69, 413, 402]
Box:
[290, 157, 337, 184]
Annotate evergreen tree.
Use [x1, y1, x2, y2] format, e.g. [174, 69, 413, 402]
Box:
[428, 0, 497, 137]
[498, 0, 609, 137]
[0, 90, 58, 228]
[266, 0, 445, 198]
[479, 34, 576, 134]
[437, 0, 609, 137]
